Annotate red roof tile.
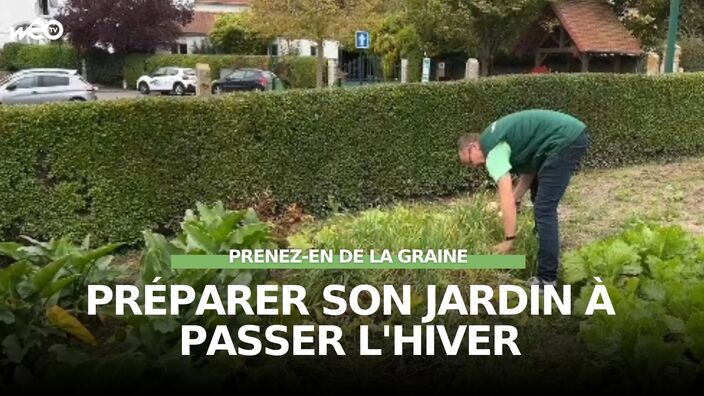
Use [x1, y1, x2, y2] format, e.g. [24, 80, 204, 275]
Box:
[182, 12, 220, 35]
[552, 0, 643, 55]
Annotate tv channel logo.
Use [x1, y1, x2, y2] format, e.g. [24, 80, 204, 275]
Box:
[11, 18, 64, 42]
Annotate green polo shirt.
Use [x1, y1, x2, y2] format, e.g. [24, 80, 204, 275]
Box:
[481, 110, 586, 181]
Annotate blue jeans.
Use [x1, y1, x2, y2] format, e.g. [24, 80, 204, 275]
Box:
[529, 130, 590, 281]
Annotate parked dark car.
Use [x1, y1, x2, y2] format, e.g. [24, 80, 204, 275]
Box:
[212, 68, 282, 94]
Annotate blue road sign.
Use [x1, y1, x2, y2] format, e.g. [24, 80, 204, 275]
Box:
[356, 31, 370, 49]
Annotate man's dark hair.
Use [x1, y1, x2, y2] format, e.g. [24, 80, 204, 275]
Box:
[458, 133, 481, 151]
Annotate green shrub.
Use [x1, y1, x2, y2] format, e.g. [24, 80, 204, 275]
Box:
[273, 56, 318, 89]
[0, 236, 122, 380]
[680, 35, 704, 72]
[122, 54, 152, 89]
[0, 202, 273, 387]
[0, 43, 23, 70]
[2, 73, 704, 243]
[0, 43, 78, 71]
[85, 49, 126, 87]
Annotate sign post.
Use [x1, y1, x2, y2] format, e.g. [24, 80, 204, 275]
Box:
[355, 31, 371, 85]
[664, 0, 682, 73]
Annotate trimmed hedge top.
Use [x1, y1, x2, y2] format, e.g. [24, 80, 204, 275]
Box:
[0, 43, 79, 71]
[1, 73, 704, 243]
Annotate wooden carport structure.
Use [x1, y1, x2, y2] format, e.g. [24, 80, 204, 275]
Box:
[515, 0, 644, 73]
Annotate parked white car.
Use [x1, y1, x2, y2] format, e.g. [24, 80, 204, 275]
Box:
[136, 67, 196, 96]
[0, 71, 97, 105]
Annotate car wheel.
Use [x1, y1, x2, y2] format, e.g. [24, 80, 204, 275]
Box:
[139, 82, 150, 95]
[213, 85, 223, 95]
[173, 83, 186, 96]
[69, 97, 86, 102]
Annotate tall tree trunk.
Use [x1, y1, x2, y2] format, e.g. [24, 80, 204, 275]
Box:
[479, 49, 491, 77]
[81, 58, 87, 80]
[316, 38, 324, 88]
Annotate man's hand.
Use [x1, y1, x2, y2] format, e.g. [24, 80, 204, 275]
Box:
[493, 240, 515, 254]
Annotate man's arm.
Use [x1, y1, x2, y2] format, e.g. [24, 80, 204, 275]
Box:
[513, 174, 535, 204]
[497, 174, 517, 239]
[485, 142, 517, 253]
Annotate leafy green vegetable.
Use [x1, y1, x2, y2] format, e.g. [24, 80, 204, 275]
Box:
[567, 224, 704, 385]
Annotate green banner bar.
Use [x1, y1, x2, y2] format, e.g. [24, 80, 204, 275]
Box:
[171, 255, 525, 270]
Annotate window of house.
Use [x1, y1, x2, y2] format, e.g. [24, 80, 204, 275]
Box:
[310, 45, 318, 57]
[270, 43, 279, 56]
[39, 0, 50, 15]
[170, 44, 188, 54]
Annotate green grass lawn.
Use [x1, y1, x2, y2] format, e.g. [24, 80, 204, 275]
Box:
[561, 157, 704, 249]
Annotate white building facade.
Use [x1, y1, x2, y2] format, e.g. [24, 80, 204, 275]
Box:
[0, 0, 63, 47]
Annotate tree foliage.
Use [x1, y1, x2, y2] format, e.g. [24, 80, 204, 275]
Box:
[609, 0, 670, 49]
[210, 12, 270, 55]
[609, 0, 704, 50]
[57, 0, 193, 53]
[373, 12, 423, 80]
[406, 0, 544, 75]
[248, 0, 383, 87]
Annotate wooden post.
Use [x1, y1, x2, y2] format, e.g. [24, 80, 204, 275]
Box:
[580, 54, 590, 72]
[195, 63, 211, 97]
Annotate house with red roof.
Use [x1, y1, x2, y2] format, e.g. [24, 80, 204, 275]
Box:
[515, 0, 644, 73]
[170, 0, 339, 61]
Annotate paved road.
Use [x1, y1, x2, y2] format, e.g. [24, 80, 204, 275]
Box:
[95, 89, 142, 101]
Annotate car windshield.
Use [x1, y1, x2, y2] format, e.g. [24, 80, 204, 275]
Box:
[0, 73, 18, 86]
[227, 71, 247, 80]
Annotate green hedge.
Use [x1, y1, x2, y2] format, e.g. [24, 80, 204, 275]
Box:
[85, 49, 126, 87]
[0, 43, 79, 71]
[681, 36, 704, 72]
[272, 56, 318, 89]
[123, 54, 318, 89]
[2, 73, 704, 243]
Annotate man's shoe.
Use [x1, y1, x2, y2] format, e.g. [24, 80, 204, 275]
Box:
[526, 276, 557, 294]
